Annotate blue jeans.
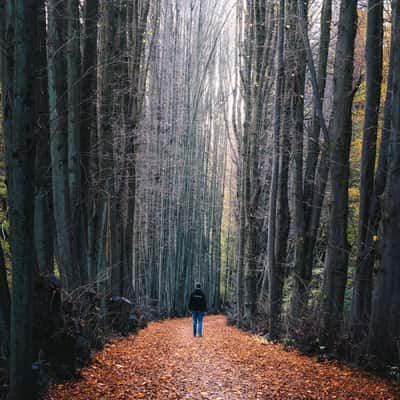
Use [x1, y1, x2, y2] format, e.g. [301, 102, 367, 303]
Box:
[192, 311, 204, 337]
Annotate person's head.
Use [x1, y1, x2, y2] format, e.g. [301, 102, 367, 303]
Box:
[195, 282, 201, 289]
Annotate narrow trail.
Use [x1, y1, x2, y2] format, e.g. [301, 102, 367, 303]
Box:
[46, 316, 400, 400]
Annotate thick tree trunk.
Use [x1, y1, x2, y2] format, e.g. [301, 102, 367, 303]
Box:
[67, 0, 86, 285]
[48, 0, 79, 289]
[0, 0, 13, 363]
[98, 0, 116, 296]
[81, 0, 99, 185]
[288, 0, 308, 331]
[34, 0, 53, 276]
[352, 34, 394, 337]
[320, 0, 358, 347]
[267, 0, 285, 339]
[110, 1, 127, 298]
[272, 30, 292, 330]
[303, 0, 331, 219]
[289, 0, 332, 325]
[81, 0, 99, 283]
[368, 0, 400, 364]
[6, 0, 37, 397]
[124, 0, 151, 299]
[243, 0, 270, 322]
[351, 0, 383, 332]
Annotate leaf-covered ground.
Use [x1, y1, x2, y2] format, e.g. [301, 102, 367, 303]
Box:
[46, 315, 400, 399]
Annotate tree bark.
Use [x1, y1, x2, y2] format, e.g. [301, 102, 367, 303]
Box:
[34, 0, 53, 276]
[81, 0, 99, 283]
[288, 0, 332, 325]
[320, 0, 358, 347]
[267, 0, 285, 339]
[368, 0, 400, 364]
[124, 0, 150, 299]
[98, 0, 117, 297]
[6, 0, 37, 397]
[0, 0, 13, 363]
[67, 0, 86, 284]
[0, 241, 10, 360]
[243, 0, 271, 322]
[288, 0, 308, 331]
[353, 29, 394, 336]
[48, 0, 79, 289]
[351, 0, 385, 332]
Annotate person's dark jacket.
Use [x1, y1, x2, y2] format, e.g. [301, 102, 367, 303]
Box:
[188, 289, 207, 312]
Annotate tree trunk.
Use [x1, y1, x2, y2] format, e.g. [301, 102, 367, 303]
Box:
[81, 0, 99, 188]
[288, 0, 332, 326]
[34, 0, 53, 276]
[48, 0, 79, 289]
[267, 0, 285, 339]
[243, 0, 270, 322]
[6, 0, 37, 397]
[368, 0, 400, 364]
[351, 0, 383, 332]
[98, 0, 117, 296]
[288, 0, 308, 331]
[0, 241, 10, 360]
[320, 0, 358, 347]
[124, 0, 150, 299]
[81, 0, 99, 284]
[0, 0, 13, 363]
[353, 30, 394, 336]
[67, 0, 86, 284]
[303, 0, 331, 221]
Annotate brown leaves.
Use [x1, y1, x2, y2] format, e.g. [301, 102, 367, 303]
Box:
[45, 316, 400, 400]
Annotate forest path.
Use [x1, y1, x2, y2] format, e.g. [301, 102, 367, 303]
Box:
[46, 315, 399, 400]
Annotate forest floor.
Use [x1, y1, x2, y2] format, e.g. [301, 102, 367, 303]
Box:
[46, 315, 400, 400]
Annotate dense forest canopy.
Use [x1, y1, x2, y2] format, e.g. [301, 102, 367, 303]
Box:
[1, 0, 400, 398]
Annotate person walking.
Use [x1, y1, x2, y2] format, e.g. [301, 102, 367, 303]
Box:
[188, 283, 207, 337]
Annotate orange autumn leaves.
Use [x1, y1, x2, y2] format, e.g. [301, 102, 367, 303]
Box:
[46, 316, 399, 400]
